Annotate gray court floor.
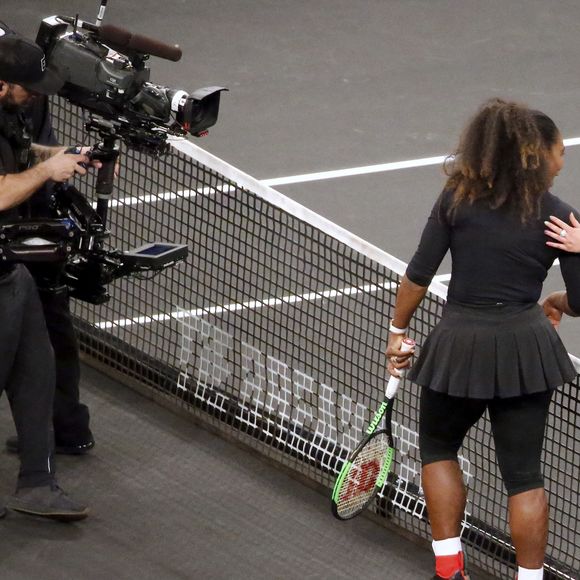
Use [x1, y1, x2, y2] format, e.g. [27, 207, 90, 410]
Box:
[0, 363, 494, 580]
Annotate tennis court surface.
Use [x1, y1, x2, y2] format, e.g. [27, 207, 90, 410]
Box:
[0, 362, 459, 580]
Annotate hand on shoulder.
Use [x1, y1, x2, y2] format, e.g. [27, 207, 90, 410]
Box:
[545, 212, 580, 252]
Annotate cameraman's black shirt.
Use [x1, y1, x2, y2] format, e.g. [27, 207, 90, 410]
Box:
[0, 98, 57, 223]
[0, 107, 28, 224]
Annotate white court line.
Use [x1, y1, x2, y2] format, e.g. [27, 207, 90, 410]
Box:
[433, 273, 451, 283]
[110, 184, 235, 208]
[96, 280, 399, 329]
[260, 136, 580, 187]
[260, 155, 447, 187]
[112, 137, 580, 206]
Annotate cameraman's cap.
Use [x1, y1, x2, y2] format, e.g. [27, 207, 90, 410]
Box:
[0, 21, 64, 95]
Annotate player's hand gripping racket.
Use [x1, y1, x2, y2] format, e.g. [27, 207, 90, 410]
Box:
[331, 337, 415, 520]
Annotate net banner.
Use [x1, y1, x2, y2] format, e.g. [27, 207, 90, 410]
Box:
[51, 99, 579, 580]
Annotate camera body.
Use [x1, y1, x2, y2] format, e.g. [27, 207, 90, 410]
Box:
[36, 15, 226, 152]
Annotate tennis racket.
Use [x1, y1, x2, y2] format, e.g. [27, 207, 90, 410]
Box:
[331, 337, 415, 520]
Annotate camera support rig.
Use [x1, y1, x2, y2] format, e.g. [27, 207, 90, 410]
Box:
[86, 117, 121, 228]
[61, 118, 188, 304]
[0, 118, 188, 304]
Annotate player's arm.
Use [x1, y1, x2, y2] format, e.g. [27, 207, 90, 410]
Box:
[386, 275, 425, 376]
[386, 192, 451, 376]
[391, 275, 429, 334]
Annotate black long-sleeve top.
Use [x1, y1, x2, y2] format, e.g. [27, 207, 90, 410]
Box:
[406, 189, 580, 314]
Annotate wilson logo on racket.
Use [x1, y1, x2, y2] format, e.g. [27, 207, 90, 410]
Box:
[366, 401, 388, 434]
[340, 459, 381, 501]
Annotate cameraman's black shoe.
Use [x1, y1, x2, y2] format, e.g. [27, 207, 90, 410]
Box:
[7, 483, 89, 521]
[6, 434, 95, 456]
[431, 572, 470, 580]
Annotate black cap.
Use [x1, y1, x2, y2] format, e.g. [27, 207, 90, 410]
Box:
[0, 21, 64, 95]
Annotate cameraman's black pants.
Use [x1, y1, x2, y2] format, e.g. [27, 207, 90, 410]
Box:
[36, 284, 92, 445]
[0, 266, 55, 489]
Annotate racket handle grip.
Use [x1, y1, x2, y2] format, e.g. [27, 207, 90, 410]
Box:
[386, 338, 415, 399]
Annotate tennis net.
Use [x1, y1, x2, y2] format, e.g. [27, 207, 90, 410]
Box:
[51, 98, 579, 580]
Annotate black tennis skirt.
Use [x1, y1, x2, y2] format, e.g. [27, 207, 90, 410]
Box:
[407, 302, 576, 399]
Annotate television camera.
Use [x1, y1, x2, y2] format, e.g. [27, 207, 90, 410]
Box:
[35, 7, 226, 150]
[1, 2, 226, 304]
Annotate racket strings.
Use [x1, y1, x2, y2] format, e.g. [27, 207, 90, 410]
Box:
[335, 432, 391, 518]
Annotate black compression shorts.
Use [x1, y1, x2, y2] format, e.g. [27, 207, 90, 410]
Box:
[419, 387, 553, 497]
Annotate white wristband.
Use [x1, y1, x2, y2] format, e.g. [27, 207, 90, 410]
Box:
[389, 322, 408, 335]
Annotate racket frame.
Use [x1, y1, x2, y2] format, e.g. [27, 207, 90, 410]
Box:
[331, 406, 395, 520]
[331, 338, 414, 520]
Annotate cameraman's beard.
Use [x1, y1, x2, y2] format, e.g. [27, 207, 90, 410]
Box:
[0, 98, 19, 115]
[0, 86, 34, 113]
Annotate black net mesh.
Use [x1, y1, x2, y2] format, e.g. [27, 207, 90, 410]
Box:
[50, 98, 579, 580]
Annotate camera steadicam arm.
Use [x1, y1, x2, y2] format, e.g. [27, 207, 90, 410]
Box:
[62, 138, 188, 304]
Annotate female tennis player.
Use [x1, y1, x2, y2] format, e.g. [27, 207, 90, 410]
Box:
[386, 98, 580, 580]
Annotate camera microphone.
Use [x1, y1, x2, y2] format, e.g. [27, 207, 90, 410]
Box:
[99, 24, 182, 62]
[127, 33, 182, 62]
[98, 23, 132, 47]
[37, 13, 224, 146]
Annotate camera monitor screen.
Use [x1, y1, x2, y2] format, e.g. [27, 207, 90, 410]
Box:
[123, 242, 188, 268]
[136, 243, 179, 256]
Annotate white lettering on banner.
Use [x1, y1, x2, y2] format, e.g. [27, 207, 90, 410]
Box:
[240, 341, 266, 429]
[317, 382, 338, 444]
[290, 370, 316, 431]
[177, 313, 366, 447]
[176, 314, 232, 408]
[176, 311, 474, 503]
[176, 308, 195, 391]
[240, 347, 342, 467]
[289, 372, 339, 448]
[337, 393, 367, 449]
[265, 355, 292, 422]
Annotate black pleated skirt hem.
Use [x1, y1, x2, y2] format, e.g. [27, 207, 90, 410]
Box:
[407, 302, 576, 399]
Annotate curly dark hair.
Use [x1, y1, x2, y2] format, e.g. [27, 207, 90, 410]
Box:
[444, 98, 560, 222]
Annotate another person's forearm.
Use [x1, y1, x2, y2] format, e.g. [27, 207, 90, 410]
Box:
[545, 213, 580, 252]
[1, 150, 90, 211]
[543, 291, 579, 318]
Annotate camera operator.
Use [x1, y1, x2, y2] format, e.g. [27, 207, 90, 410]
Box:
[0, 21, 96, 520]
[2, 93, 96, 458]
